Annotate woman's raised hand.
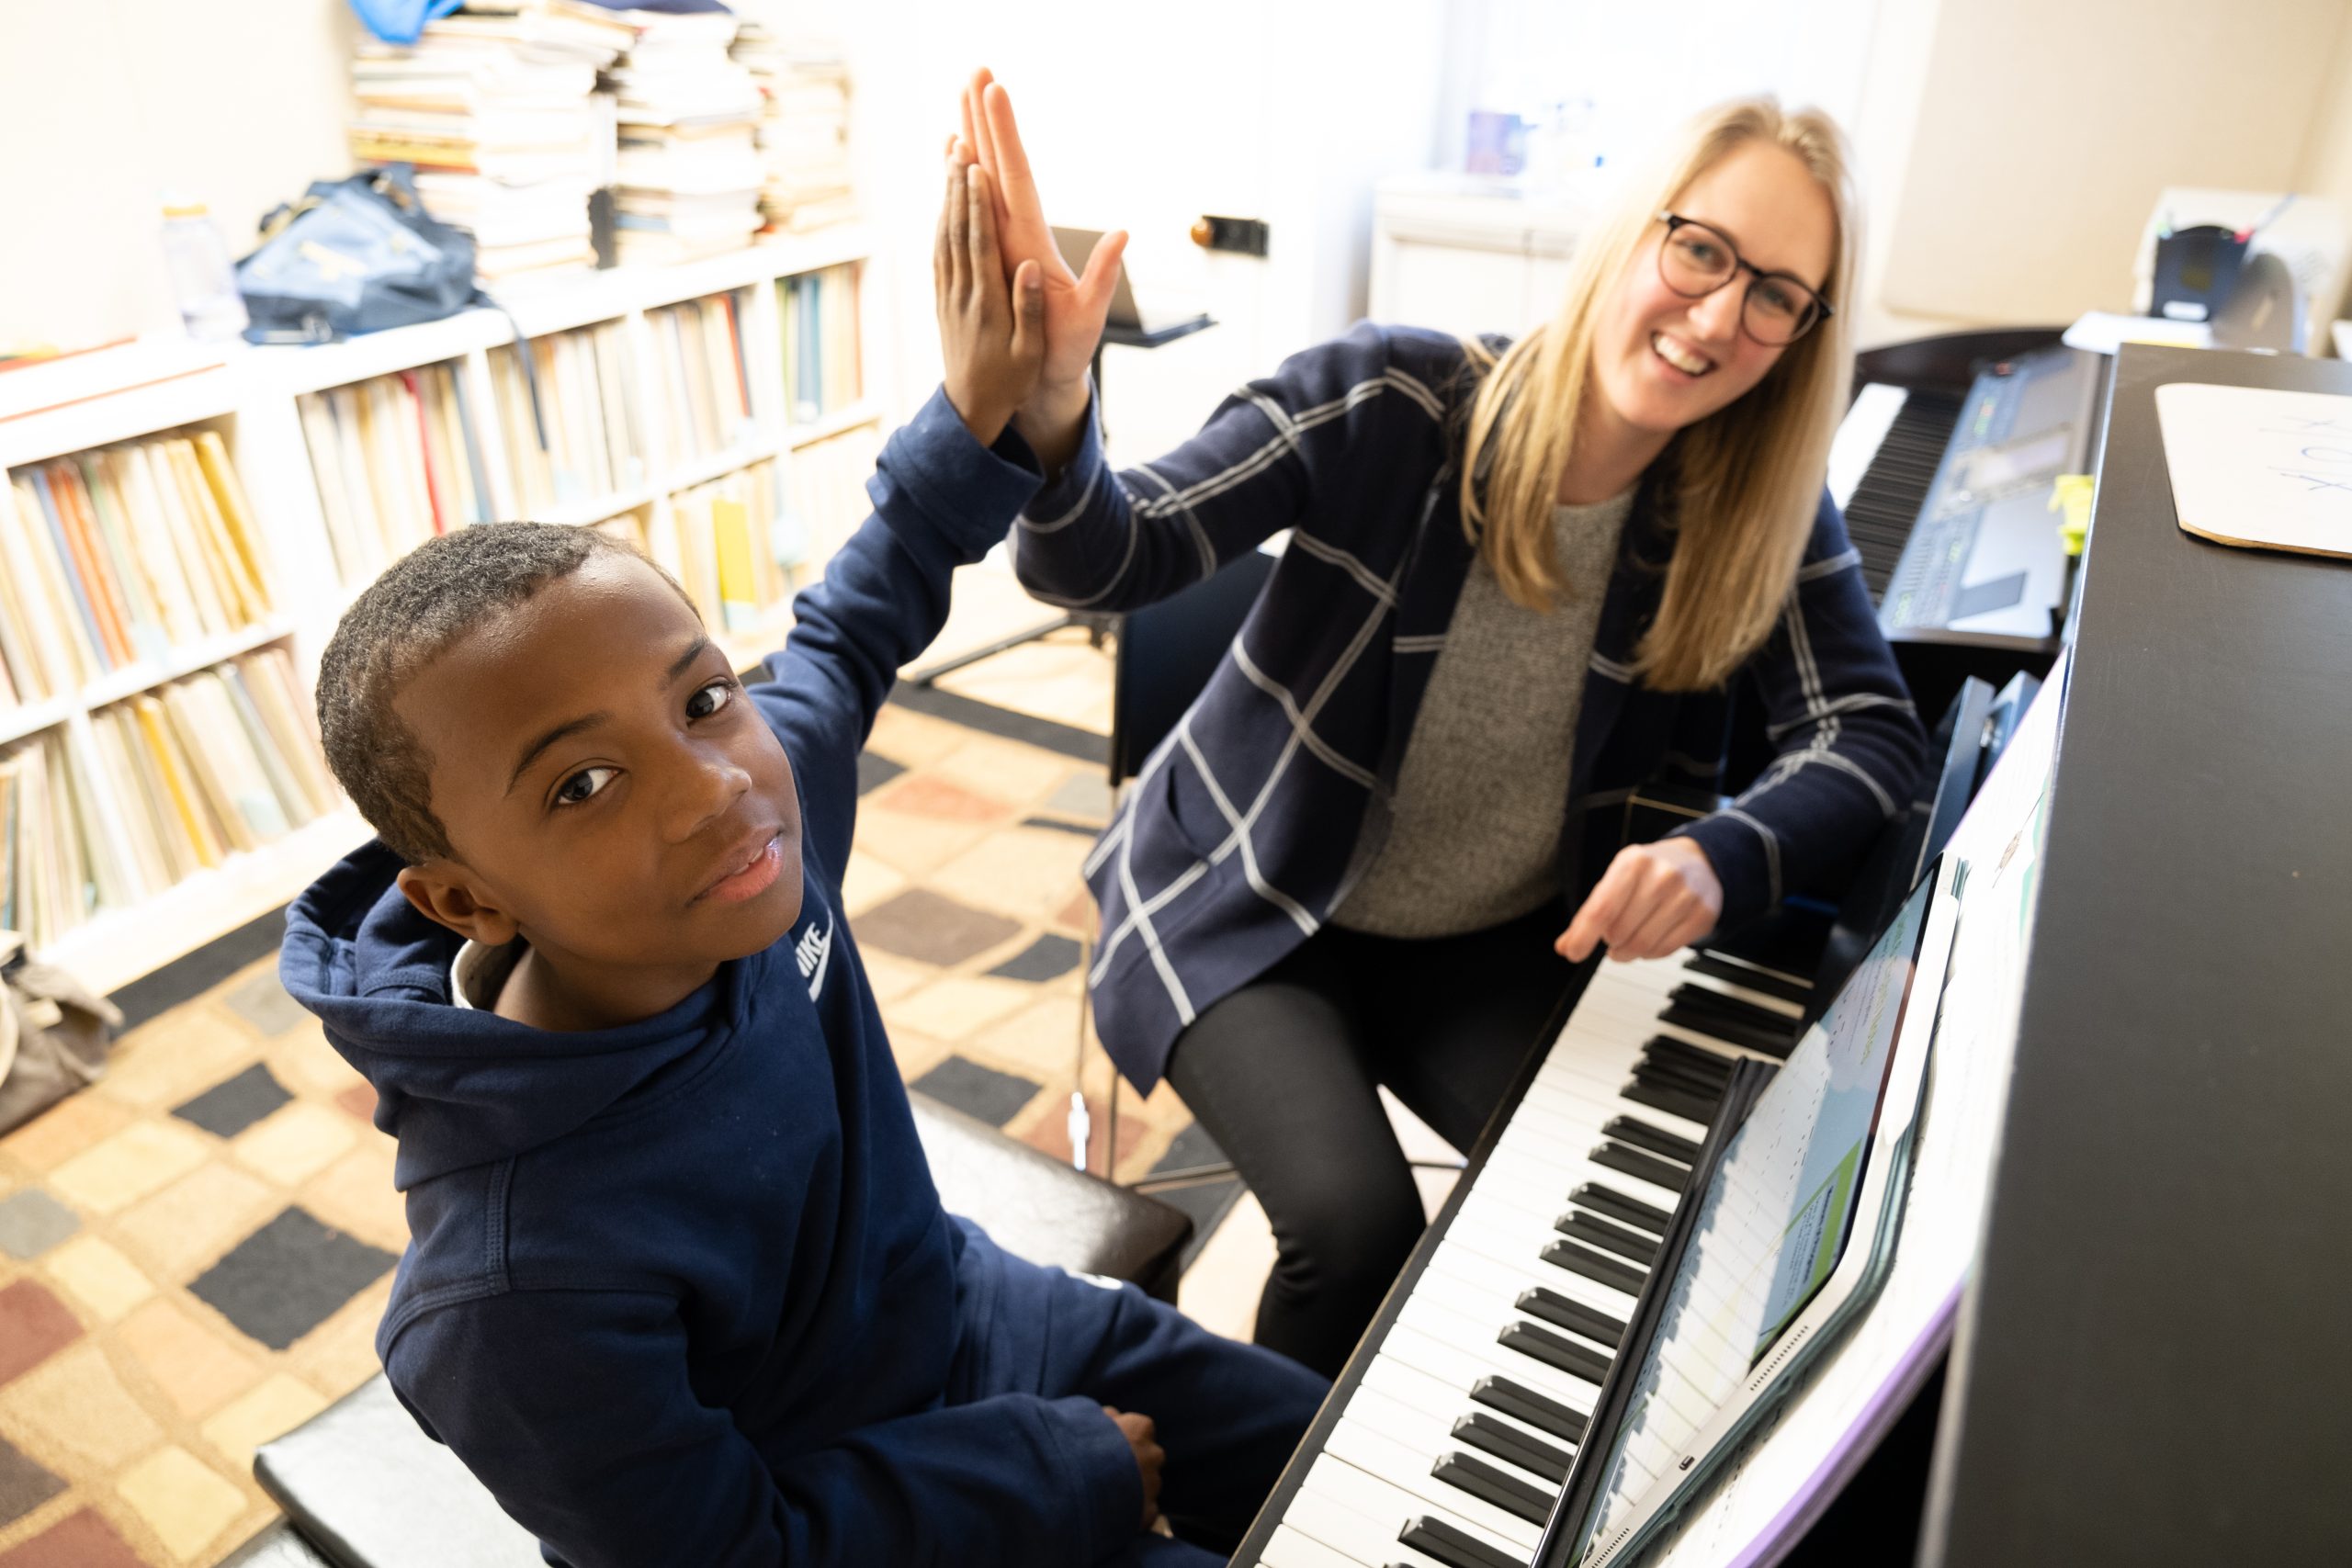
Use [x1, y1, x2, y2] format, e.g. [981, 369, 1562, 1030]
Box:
[956, 70, 1125, 460]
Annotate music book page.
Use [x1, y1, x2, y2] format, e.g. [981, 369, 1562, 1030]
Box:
[1646, 649, 2070, 1568]
[2154, 382, 2352, 560]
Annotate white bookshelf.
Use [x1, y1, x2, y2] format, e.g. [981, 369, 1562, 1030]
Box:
[0, 226, 888, 995]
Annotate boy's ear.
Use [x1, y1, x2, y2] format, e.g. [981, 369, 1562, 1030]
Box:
[395, 863, 523, 946]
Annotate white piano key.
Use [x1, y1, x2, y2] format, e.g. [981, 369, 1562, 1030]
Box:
[1385, 1307, 1609, 1414]
[1325, 1412, 1545, 1550]
[1357, 1351, 1568, 1458]
[1477, 1136, 1687, 1212]
[1451, 1180, 1668, 1279]
[1260, 1521, 1373, 1568]
[1300, 1453, 1527, 1563]
[1393, 1290, 1604, 1407]
[1341, 1384, 1561, 1495]
[1282, 1463, 1453, 1568]
[1424, 1235, 1639, 1329]
[1411, 1241, 1636, 1363]
[1828, 380, 1908, 508]
[1408, 1253, 1621, 1355]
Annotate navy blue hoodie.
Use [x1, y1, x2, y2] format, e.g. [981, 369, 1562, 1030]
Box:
[279, 391, 1142, 1567]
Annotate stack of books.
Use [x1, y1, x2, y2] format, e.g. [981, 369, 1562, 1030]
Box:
[0, 647, 337, 948]
[348, 0, 634, 283]
[780, 263, 862, 426]
[1, 433, 275, 709]
[731, 20, 856, 234]
[607, 9, 765, 265]
[299, 364, 498, 588]
[646, 293, 756, 468]
[489, 321, 647, 515]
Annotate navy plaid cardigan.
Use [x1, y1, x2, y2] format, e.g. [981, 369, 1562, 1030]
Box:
[1014, 323, 1927, 1092]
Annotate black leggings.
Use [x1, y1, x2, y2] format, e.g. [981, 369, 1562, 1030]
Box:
[1164, 906, 1595, 1379]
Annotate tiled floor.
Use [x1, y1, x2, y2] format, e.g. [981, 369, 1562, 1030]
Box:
[0, 561, 1306, 1564]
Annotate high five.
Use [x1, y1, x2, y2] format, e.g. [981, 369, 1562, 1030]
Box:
[953, 71, 1926, 1376]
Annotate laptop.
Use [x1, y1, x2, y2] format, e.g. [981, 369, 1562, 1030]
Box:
[1051, 226, 1209, 337]
[1545, 852, 1967, 1566]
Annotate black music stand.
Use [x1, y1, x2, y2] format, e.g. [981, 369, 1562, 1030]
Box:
[906, 316, 1216, 687]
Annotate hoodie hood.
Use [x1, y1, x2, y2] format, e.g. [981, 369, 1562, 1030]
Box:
[280, 840, 736, 1189]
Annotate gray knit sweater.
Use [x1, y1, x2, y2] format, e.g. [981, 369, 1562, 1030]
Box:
[1332, 488, 1636, 938]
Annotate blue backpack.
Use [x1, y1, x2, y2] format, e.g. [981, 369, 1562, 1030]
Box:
[235, 165, 481, 345]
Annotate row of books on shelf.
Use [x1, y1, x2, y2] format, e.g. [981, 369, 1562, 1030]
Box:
[784, 265, 863, 425]
[492, 321, 649, 517]
[781, 422, 885, 576]
[1, 434, 274, 712]
[598, 421, 885, 648]
[0, 647, 337, 949]
[300, 363, 495, 590]
[647, 293, 757, 464]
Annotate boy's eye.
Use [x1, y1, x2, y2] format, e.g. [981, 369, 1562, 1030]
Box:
[686, 678, 737, 721]
[554, 766, 616, 808]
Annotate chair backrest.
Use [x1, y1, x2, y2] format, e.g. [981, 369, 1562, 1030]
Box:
[1106, 546, 1278, 786]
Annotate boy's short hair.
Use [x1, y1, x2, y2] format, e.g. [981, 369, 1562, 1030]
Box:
[317, 523, 679, 865]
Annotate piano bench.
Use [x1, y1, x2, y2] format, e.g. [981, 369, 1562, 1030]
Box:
[222, 1089, 1195, 1568]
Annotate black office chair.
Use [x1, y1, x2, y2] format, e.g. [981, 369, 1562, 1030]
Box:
[1063, 544, 1465, 1194]
[1057, 547, 1276, 1184]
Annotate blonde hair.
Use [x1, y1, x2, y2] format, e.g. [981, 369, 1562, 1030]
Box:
[1456, 96, 1859, 692]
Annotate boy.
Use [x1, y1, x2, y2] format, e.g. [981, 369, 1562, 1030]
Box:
[278, 157, 1326, 1567]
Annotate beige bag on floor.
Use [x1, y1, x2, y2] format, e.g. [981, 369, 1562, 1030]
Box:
[0, 931, 124, 1135]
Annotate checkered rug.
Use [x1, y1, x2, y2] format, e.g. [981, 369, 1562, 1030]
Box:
[0, 686, 1238, 1567]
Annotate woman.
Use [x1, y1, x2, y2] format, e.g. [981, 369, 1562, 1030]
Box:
[954, 76, 1927, 1378]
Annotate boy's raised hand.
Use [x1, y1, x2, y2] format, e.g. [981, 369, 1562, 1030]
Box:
[959, 70, 1127, 410]
[935, 151, 1044, 446]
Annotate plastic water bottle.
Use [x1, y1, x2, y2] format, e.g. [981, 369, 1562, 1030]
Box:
[160, 196, 250, 344]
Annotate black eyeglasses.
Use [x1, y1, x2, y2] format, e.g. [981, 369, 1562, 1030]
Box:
[1654, 212, 1831, 346]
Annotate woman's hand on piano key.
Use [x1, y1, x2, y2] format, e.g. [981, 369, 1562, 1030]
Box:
[1103, 1406, 1165, 1529]
[1558, 838, 1723, 964]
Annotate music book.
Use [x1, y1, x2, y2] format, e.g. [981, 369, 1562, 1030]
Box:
[2154, 382, 2352, 560]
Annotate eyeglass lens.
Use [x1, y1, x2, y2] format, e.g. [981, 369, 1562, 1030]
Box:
[1658, 221, 1820, 344]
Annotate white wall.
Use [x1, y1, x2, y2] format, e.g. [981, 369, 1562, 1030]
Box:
[8, 0, 2352, 376]
[0, 0, 363, 352]
[831, 0, 1446, 463]
[1868, 0, 2352, 335]
[2299, 8, 2352, 210]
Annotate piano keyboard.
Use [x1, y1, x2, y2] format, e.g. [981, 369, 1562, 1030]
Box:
[1832, 384, 1966, 602]
[1245, 948, 1813, 1568]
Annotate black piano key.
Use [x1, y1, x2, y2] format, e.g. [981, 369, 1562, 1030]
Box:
[1643, 1034, 1738, 1080]
[1555, 1210, 1662, 1267]
[1499, 1320, 1614, 1386]
[1593, 1139, 1692, 1193]
[1629, 1060, 1724, 1106]
[1516, 1283, 1627, 1347]
[1623, 1077, 1720, 1127]
[1542, 1236, 1649, 1296]
[1602, 1114, 1701, 1166]
[1472, 1374, 1589, 1445]
[1398, 1515, 1529, 1568]
[1571, 1182, 1672, 1237]
[1453, 1411, 1575, 1483]
[1684, 952, 1812, 1005]
[1433, 1450, 1557, 1527]
[1668, 982, 1804, 1038]
[1659, 1001, 1799, 1057]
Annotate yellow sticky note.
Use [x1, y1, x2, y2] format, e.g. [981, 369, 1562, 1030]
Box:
[2049, 473, 2096, 556]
